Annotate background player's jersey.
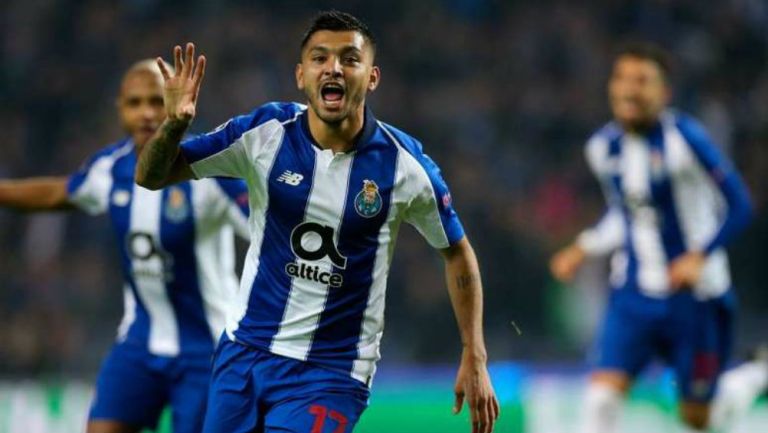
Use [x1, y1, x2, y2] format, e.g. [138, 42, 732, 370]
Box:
[67, 139, 249, 357]
[578, 110, 752, 299]
[180, 102, 464, 384]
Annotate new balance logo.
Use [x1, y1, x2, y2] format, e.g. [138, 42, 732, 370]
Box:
[276, 170, 304, 186]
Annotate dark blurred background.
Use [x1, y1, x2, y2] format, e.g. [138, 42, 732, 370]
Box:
[1, 0, 767, 380]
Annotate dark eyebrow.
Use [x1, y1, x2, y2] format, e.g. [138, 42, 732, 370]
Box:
[308, 45, 363, 55]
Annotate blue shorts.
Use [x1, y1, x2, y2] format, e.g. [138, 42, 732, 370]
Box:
[594, 289, 735, 402]
[203, 337, 370, 433]
[89, 342, 212, 433]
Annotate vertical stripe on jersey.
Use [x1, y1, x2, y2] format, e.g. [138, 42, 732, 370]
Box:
[130, 184, 180, 356]
[621, 134, 668, 294]
[116, 284, 137, 342]
[608, 135, 637, 291]
[352, 147, 405, 382]
[159, 183, 213, 354]
[234, 129, 317, 345]
[647, 125, 687, 261]
[108, 153, 152, 349]
[307, 142, 399, 374]
[270, 150, 353, 359]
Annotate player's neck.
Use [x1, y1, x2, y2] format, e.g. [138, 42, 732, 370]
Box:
[307, 106, 365, 154]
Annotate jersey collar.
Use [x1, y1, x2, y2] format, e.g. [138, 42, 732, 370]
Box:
[300, 105, 378, 153]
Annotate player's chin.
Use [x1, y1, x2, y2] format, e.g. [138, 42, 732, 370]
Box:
[315, 105, 348, 124]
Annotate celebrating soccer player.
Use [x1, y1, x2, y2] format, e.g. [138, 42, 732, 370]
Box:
[550, 43, 766, 432]
[136, 10, 500, 433]
[0, 60, 250, 433]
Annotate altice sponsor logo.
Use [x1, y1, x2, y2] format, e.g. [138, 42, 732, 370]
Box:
[285, 261, 343, 287]
[287, 222, 347, 287]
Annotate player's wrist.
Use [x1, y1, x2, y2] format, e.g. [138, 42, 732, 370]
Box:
[461, 345, 488, 364]
[158, 117, 192, 144]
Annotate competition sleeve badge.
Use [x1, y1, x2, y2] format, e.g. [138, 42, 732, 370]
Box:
[164, 186, 190, 223]
[354, 179, 382, 218]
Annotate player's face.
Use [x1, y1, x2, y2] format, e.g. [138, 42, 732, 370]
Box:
[296, 30, 380, 124]
[117, 70, 166, 146]
[609, 56, 670, 130]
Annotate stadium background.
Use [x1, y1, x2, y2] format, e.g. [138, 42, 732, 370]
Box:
[1, 0, 767, 432]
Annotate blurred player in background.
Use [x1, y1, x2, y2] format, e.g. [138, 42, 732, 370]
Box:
[135, 10, 499, 433]
[0, 60, 250, 433]
[550, 43, 767, 432]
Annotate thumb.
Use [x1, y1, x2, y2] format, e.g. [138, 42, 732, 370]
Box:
[453, 390, 464, 415]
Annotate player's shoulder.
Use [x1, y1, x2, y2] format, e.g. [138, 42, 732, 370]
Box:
[587, 121, 623, 147]
[243, 101, 307, 127]
[584, 121, 621, 167]
[665, 109, 711, 144]
[79, 138, 134, 170]
[375, 121, 449, 187]
[377, 121, 426, 156]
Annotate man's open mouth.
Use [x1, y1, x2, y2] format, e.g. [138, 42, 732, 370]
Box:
[321, 82, 345, 104]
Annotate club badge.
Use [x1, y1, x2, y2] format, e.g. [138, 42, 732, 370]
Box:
[354, 179, 382, 218]
[164, 187, 189, 223]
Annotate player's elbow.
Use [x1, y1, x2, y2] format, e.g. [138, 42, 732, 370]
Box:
[439, 236, 472, 262]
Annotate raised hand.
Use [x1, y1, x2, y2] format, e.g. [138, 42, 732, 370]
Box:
[157, 42, 206, 125]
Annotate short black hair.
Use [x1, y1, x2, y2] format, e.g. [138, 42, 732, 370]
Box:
[615, 42, 673, 81]
[300, 10, 376, 54]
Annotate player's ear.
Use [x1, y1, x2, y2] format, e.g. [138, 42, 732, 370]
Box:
[295, 63, 305, 91]
[367, 66, 380, 92]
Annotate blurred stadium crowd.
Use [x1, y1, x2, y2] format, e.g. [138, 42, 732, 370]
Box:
[1, 0, 767, 378]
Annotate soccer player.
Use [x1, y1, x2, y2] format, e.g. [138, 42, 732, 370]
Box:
[550, 43, 766, 432]
[135, 11, 500, 433]
[0, 60, 250, 433]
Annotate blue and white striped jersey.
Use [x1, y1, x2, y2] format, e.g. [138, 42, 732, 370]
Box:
[180, 102, 464, 384]
[577, 110, 752, 299]
[67, 139, 249, 356]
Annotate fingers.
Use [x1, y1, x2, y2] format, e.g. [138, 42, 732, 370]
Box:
[183, 42, 195, 78]
[157, 57, 171, 81]
[486, 396, 500, 433]
[453, 390, 464, 415]
[668, 264, 687, 290]
[173, 45, 182, 75]
[191, 55, 206, 102]
[474, 396, 489, 433]
[491, 395, 501, 421]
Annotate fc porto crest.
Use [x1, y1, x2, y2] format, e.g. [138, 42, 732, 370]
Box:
[354, 179, 382, 218]
[164, 186, 190, 223]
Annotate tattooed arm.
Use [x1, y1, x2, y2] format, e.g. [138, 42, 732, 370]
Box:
[135, 42, 205, 190]
[135, 119, 195, 189]
[440, 237, 500, 433]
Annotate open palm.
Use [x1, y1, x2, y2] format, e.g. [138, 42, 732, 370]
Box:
[157, 42, 206, 124]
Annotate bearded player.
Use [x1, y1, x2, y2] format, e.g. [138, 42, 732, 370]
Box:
[136, 10, 499, 433]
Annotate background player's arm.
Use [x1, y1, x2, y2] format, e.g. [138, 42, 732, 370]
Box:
[136, 43, 205, 190]
[440, 237, 500, 433]
[551, 138, 624, 283]
[669, 117, 754, 288]
[0, 177, 73, 211]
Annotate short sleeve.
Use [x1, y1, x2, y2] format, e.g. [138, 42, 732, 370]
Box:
[389, 128, 464, 249]
[180, 102, 301, 180]
[576, 133, 627, 256]
[66, 144, 123, 215]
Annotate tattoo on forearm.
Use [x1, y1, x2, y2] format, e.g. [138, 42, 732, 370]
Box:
[137, 120, 187, 183]
[455, 274, 479, 291]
